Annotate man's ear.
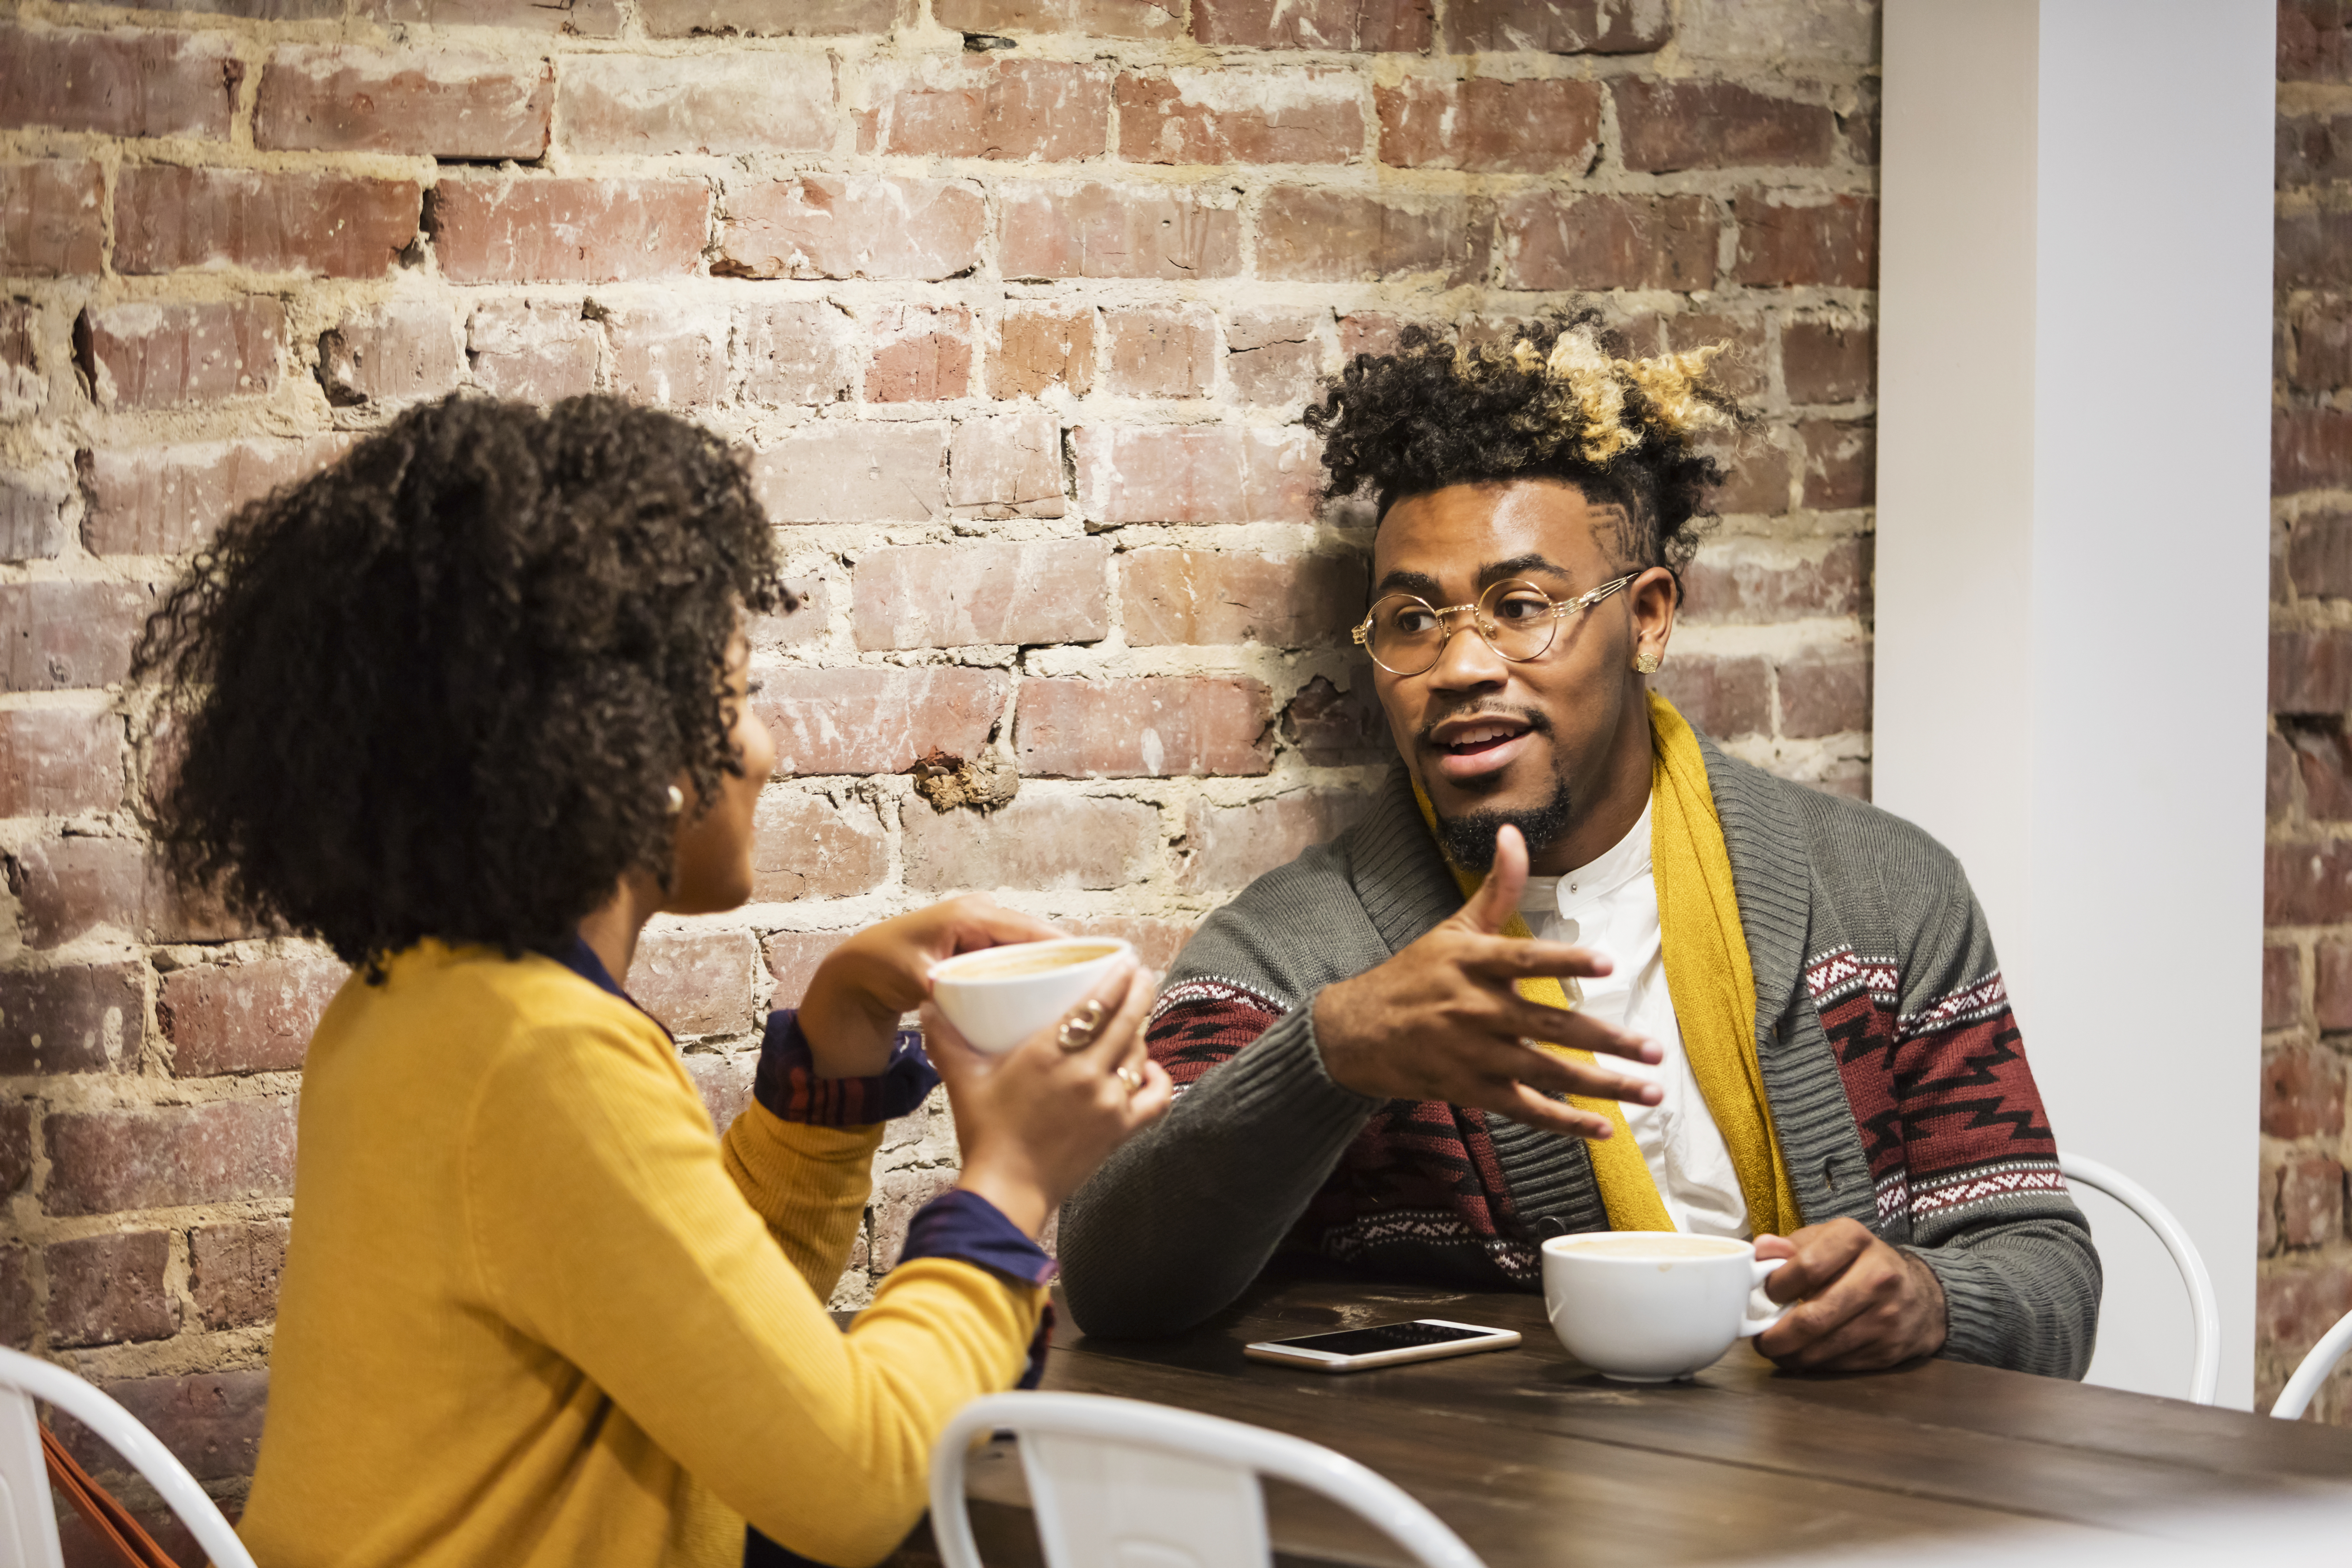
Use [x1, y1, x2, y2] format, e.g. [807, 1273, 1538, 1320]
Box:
[1628, 565, 1680, 667]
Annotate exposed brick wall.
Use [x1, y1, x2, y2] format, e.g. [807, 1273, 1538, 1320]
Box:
[0, 0, 1879, 1523]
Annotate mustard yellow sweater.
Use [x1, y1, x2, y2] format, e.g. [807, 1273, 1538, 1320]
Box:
[238, 942, 1045, 1568]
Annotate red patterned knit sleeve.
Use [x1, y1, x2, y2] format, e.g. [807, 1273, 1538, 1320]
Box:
[1145, 977, 1290, 1092]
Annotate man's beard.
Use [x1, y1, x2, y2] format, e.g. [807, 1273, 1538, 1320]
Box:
[1434, 771, 1575, 872]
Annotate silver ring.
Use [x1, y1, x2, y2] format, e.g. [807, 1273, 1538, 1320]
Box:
[1113, 1065, 1143, 1092]
[1056, 1000, 1107, 1052]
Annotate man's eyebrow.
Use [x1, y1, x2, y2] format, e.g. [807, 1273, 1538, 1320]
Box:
[1477, 553, 1573, 585]
[1372, 567, 1445, 600]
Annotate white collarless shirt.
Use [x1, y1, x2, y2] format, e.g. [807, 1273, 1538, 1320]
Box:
[1517, 799, 1751, 1239]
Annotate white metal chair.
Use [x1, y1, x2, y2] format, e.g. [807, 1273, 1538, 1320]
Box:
[0, 1346, 256, 1568]
[2270, 1306, 2352, 1420]
[2057, 1151, 2219, 1405]
[929, 1391, 1485, 1568]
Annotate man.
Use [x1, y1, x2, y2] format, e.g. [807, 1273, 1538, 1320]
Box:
[1058, 315, 2099, 1378]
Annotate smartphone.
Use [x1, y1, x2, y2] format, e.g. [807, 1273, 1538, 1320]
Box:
[1242, 1318, 1522, 1373]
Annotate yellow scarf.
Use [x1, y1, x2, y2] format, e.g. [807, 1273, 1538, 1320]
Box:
[1412, 691, 1802, 1236]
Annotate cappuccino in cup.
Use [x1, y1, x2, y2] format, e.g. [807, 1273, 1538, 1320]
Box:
[1541, 1231, 1787, 1382]
[929, 937, 1136, 1054]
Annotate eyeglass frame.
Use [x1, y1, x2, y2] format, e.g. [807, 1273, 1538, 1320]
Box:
[1349, 572, 1642, 676]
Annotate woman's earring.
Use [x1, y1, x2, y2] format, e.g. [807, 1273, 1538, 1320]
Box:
[665, 785, 685, 816]
[1633, 649, 1662, 675]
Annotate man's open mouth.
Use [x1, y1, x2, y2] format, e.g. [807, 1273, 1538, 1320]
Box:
[1430, 719, 1532, 757]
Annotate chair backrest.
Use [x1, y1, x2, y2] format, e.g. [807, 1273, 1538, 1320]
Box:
[2270, 1306, 2352, 1420]
[0, 1347, 257, 1568]
[2057, 1151, 2218, 1405]
[929, 1391, 1486, 1568]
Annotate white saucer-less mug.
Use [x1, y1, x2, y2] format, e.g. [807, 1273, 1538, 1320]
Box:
[928, 937, 1135, 1055]
[1540, 1231, 1787, 1382]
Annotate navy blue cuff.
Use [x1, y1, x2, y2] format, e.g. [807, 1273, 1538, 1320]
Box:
[900, 1188, 1057, 1390]
[751, 1009, 938, 1128]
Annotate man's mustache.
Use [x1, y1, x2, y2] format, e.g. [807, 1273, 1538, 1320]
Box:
[1413, 704, 1554, 750]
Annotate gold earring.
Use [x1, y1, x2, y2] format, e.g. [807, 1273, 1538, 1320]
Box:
[665, 785, 685, 815]
[1633, 649, 1661, 675]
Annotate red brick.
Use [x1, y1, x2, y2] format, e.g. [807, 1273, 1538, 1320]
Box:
[0, 25, 241, 139]
[2264, 1042, 2348, 1137]
[1339, 311, 1414, 360]
[432, 177, 709, 284]
[1652, 654, 1770, 739]
[1681, 539, 1864, 625]
[763, 931, 851, 1004]
[44, 1098, 297, 1216]
[751, 790, 887, 903]
[2284, 0, 2352, 80]
[1377, 77, 1601, 173]
[747, 422, 948, 524]
[258, 44, 548, 156]
[2283, 1157, 2348, 1248]
[0, 161, 103, 276]
[0, 962, 141, 1075]
[46, 1232, 175, 1348]
[1181, 791, 1364, 891]
[2318, 941, 2352, 1032]
[991, 306, 1096, 397]
[1193, 0, 1431, 48]
[82, 436, 347, 556]
[684, 1051, 756, 1133]
[1120, 549, 1361, 648]
[1, 579, 155, 692]
[2279, 209, 2352, 291]
[2289, 514, 2352, 600]
[865, 305, 974, 403]
[0, 1247, 24, 1350]
[1615, 78, 1834, 173]
[1075, 915, 1193, 970]
[2272, 628, 2352, 715]
[115, 167, 420, 278]
[370, 0, 623, 26]
[0, 300, 40, 421]
[739, 301, 859, 407]
[854, 541, 1109, 650]
[2289, 301, 2352, 393]
[1001, 183, 1243, 281]
[468, 299, 598, 403]
[718, 176, 983, 282]
[1115, 71, 1362, 165]
[558, 52, 829, 156]
[2275, 731, 2299, 820]
[627, 926, 758, 1038]
[1645, 309, 1768, 404]
[903, 792, 1160, 892]
[751, 576, 829, 653]
[600, 299, 725, 410]
[935, 0, 1182, 38]
[951, 408, 1067, 520]
[1016, 676, 1272, 778]
[874, 59, 1110, 161]
[1224, 311, 1325, 406]
[2293, 727, 2352, 820]
[2275, 408, 2352, 494]
[2270, 840, 2352, 924]
[159, 951, 346, 1077]
[1734, 191, 1877, 288]
[1776, 648, 1870, 738]
[0, 707, 122, 817]
[0, 474, 64, 561]
[77, 300, 284, 411]
[1445, 0, 1672, 53]
[1782, 319, 1874, 405]
[1104, 306, 1215, 398]
[75, 1371, 268, 1486]
[2262, 1156, 2284, 1257]
[1073, 426, 1319, 524]
[1699, 430, 1794, 515]
[1281, 674, 1391, 765]
[1800, 419, 1874, 510]
[868, 1164, 958, 1272]
[318, 301, 462, 408]
[757, 666, 1008, 776]
[2274, 944, 2308, 1031]
[2278, 113, 2352, 186]
[189, 1218, 289, 1330]
[639, 0, 893, 32]
[7, 837, 149, 950]
[1256, 189, 1487, 286]
[1499, 192, 1717, 291]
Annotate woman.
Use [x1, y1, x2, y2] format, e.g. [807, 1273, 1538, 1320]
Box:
[134, 395, 1172, 1567]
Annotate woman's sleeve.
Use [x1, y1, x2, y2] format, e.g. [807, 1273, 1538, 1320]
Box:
[463, 1018, 1046, 1568]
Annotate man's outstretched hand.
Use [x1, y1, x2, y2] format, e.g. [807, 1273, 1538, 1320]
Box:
[1310, 823, 1666, 1139]
[1752, 1218, 1948, 1371]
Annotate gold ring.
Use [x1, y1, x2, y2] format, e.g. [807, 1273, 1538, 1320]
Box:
[1055, 1000, 1107, 1051]
[1113, 1065, 1143, 1092]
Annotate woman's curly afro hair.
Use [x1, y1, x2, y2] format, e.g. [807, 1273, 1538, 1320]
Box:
[134, 393, 786, 975]
[1302, 309, 1741, 576]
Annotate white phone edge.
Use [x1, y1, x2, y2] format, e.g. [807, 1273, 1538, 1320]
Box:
[1241, 1319, 1522, 1374]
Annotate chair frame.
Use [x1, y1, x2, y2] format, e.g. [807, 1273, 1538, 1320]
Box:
[929, 1391, 1484, 1568]
[0, 1346, 256, 1568]
[2059, 1151, 2219, 1405]
[2270, 1307, 2352, 1420]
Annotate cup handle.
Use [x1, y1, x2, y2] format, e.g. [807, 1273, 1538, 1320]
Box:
[1739, 1256, 1789, 1338]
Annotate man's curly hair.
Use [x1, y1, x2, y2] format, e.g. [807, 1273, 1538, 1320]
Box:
[134, 393, 786, 975]
[1303, 309, 1740, 576]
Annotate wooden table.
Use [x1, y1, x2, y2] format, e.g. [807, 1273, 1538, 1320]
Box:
[889, 1259, 2352, 1566]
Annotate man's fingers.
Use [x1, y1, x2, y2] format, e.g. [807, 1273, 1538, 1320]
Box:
[1495, 1044, 1662, 1108]
[1467, 936, 1617, 984]
[1502, 997, 1660, 1064]
[1454, 824, 1529, 936]
[1487, 1079, 1620, 1140]
[1762, 1219, 1874, 1303]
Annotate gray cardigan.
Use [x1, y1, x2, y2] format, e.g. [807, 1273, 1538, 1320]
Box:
[1060, 741, 2101, 1379]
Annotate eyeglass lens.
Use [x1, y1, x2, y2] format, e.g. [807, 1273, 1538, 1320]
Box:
[1363, 579, 1560, 675]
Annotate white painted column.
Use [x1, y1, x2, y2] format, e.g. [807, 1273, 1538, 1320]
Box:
[1877, 0, 2273, 1407]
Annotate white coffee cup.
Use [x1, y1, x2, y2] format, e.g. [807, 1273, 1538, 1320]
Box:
[928, 937, 1136, 1055]
[1540, 1231, 1787, 1382]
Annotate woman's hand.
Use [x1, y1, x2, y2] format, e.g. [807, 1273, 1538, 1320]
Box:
[797, 896, 1063, 1078]
[924, 959, 1173, 1239]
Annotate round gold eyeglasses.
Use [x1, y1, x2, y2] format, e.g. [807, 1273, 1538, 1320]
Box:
[1349, 575, 1639, 677]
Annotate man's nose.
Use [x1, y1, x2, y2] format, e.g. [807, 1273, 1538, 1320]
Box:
[1423, 615, 1510, 690]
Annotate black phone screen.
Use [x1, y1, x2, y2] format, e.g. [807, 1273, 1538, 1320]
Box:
[1263, 1321, 1497, 1357]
